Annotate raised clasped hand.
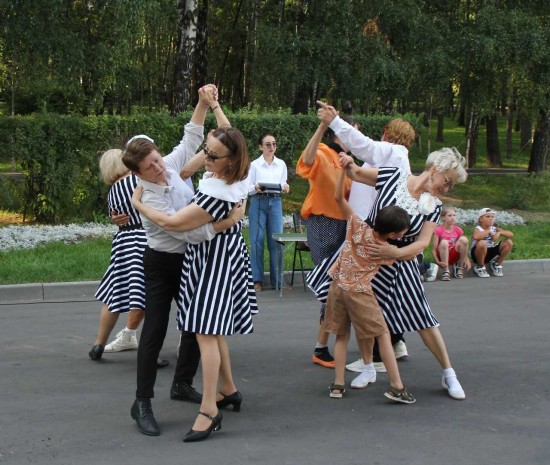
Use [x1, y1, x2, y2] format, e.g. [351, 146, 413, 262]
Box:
[316, 100, 338, 125]
[339, 152, 354, 169]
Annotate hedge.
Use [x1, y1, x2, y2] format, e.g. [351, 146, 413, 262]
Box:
[0, 111, 420, 223]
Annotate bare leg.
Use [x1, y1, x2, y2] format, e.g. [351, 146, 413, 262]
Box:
[437, 239, 450, 270]
[126, 309, 144, 330]
[474, 240, 488, 266]
[377, 333, 403, 389]
[317, 325, 330, 346]
[418, 327, 451, 369]
[93, 304, 119, 345]
[333, 332, 350, 387]
[456, 237, 468, 264]
[496, 239, 513, 264]
[194, 334, 220, 430]
[217, 336, 237, 398]
[357, 337, 374, 364]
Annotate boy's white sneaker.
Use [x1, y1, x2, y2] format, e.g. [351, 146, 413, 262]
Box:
[345, 358, 388, 373]
[488, 259, 503, 277]
[473, 265, 490, 278]
[425, 263, 439, 282]
[104, 329, 138, 353]
[351, 370, 376, 389]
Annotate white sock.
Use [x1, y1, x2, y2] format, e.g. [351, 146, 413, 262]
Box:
[443, 368, 461, 389]
[124, 327, 137, 335]
[362, 362, 375, 372]
[315, 343, 327, 349]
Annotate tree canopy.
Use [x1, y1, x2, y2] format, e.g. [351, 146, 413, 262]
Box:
[1, 0, 549, 170]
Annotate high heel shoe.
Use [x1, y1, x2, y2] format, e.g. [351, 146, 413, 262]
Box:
[182, 411, 222, 443]
[216, 391, 242, 412]
[89, 344, 104, 361]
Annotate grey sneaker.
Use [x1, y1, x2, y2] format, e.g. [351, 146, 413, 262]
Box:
[473, 265, 490, 278]
[425, 263, 439, 282]
[488, 259, 503, 277]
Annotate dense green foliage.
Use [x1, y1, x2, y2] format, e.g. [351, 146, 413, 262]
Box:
[0, 111, 419, 223]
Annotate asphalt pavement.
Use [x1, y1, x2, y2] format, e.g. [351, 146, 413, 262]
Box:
[1, 265, 549, 465]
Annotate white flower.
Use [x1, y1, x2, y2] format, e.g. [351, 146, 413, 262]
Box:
[417, 192, 442, 215]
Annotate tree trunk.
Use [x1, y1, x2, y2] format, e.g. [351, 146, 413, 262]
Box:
[528, 109, 550, 173]
[174, 0, 198, 113]
[506, 90, 514, 159]
[192, 0, 208, 107]
[465, 107, 480, 168]
[520, 114, 532, 151]
[486, 114, 502, 167]
[436, 112, 444, 142]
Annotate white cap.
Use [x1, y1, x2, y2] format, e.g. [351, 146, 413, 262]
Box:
[477, 207, 496, 219]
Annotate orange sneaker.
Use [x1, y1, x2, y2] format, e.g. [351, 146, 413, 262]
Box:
[312, 347, 335, 368]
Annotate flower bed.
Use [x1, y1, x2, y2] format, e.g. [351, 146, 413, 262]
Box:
[0, 210, 524, 252]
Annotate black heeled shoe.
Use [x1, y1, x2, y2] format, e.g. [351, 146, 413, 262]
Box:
[89, 344, 104, 361]
[216, 391, 242, 412]
[182, 411, 222, 443]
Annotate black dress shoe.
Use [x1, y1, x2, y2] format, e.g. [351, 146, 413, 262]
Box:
[88, 344, 104, 361]
[130, 399, 160, 436]
[157, 359, 170, 369]
[170, 381, 203, 404]
[183, 411, 222, 443]
[216, 390, 242, 412]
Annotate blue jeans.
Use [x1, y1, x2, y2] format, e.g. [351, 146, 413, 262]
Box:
[248, 195, 283, 287]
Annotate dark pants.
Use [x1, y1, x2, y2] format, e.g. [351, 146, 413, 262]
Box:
[136, 247, 200, 399]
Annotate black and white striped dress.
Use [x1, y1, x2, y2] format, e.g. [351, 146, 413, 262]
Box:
[308, 167, 441, 334]
[176, 192, 258, 335]
[95, 174, 147, 313]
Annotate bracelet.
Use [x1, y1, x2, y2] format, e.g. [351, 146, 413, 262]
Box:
[211, 104, 220, 111]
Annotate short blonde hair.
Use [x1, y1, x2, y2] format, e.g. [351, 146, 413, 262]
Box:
[384, 118, 416, 148]
[99, 149, 128, 185]
[425, 147, 468, 184]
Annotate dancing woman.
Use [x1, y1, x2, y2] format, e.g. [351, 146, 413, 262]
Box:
[132, 127, 257, 442]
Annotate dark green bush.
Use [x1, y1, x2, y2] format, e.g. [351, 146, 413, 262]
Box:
[0, 111, 419, 223]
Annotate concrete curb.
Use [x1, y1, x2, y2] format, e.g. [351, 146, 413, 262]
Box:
[1, 259, 549, 305]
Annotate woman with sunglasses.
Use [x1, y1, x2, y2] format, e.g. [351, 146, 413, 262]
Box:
[132, 127, 257, 442]
[309, 146, 469, 401]
[248, 134, 290, 291]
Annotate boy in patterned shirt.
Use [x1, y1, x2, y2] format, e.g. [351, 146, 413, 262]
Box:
[322, 154, 415, 403]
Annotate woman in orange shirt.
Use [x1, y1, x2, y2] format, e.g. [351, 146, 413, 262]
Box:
[296, 115, 354, 368]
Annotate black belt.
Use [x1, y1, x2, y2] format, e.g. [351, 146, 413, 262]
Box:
[119, 224, 142, 231]
[255, 193, 281, 198]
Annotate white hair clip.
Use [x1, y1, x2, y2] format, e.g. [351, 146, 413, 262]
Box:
[126, 134, 155, 146]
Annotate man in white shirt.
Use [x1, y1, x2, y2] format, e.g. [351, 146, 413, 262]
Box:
[317, 102, 415, 381]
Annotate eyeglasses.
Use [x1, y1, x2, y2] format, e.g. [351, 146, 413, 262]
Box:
[203, 144, 232, 161]
[263, 142, 277, 148]
[443, 173, 454, 189]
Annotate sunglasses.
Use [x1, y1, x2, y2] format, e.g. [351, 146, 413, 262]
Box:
[203, 144, 232, 161]
[263, 142, 277, 148]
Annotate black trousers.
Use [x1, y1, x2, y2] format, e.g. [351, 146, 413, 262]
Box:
[136, 247, 200, 399]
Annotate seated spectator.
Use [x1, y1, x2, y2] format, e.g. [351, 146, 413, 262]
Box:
[471, 208, 514, 278]
[432, 205, 471, 280]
